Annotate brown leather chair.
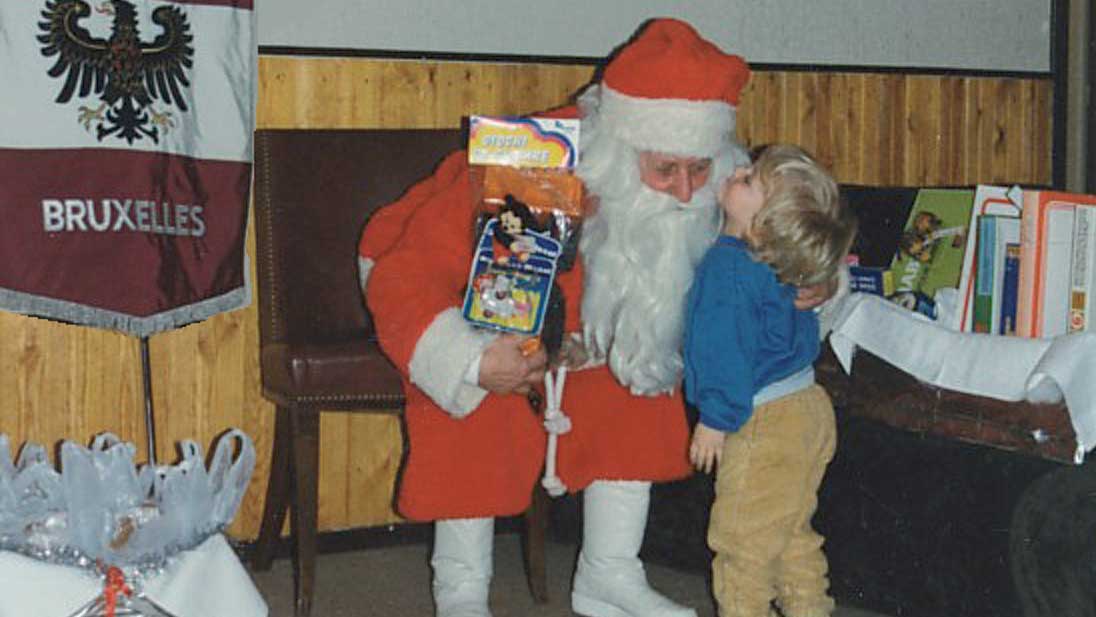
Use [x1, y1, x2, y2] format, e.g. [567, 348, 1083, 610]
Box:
[250, 129, 549, 617]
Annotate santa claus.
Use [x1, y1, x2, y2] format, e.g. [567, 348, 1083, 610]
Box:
[358, 18, 823, 617]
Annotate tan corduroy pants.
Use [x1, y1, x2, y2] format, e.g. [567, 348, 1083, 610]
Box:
[708, 384, 837, 617]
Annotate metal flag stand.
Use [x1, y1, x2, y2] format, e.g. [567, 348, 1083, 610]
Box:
[140, 336, 157, 466]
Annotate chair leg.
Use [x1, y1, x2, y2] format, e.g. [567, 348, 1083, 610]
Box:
[252, 405, 293, 571]
[523, 484, 550, 604]
[290, 408, 321, 617]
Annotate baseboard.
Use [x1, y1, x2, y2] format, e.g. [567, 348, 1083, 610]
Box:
[230, 514, 533, 562]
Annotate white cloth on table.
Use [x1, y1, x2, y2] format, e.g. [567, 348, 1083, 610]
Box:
[0, 533, 267, 617]
[827, 292, 1096, 464]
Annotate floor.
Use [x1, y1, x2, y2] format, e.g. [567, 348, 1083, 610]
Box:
[249, 532, 894, 617]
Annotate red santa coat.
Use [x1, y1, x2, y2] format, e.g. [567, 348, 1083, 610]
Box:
[360, 147, 692, 522]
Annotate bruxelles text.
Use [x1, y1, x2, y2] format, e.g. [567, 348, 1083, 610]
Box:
[41, 198, 206, 237]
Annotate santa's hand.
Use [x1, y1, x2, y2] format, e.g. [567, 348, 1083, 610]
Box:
[478, 334, 547, 395]
[690, 424, 726, 474]
[555, 333, 592, 370]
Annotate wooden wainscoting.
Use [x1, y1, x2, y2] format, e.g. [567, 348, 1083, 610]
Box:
[0, 55, 1052, 540]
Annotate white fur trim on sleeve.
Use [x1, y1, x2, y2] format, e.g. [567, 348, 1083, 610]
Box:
[358, 256, 374, 291]
[409, 307, 496, 417]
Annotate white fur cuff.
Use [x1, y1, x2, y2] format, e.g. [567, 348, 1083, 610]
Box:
[409, 308, 495, 417]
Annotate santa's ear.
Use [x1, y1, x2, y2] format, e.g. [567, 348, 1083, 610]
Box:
[717, 176, 732, 202]
[711, 143, 750, 192]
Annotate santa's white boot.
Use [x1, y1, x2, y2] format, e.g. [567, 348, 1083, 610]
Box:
[432, 517, 494, 617]
[572, 481, 698, 617]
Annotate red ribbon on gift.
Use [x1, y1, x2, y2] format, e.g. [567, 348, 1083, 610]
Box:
[103, 567, 132, 617]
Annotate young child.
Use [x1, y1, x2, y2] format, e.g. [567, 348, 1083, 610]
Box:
[683, 144, 856, 617]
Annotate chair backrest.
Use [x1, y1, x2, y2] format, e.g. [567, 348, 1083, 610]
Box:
[253, 129, 463, 347]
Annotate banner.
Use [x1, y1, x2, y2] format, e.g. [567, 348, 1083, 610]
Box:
[0, 0, 255, 337]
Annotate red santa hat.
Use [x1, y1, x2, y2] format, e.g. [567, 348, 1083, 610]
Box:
[596, 18, 750, 158]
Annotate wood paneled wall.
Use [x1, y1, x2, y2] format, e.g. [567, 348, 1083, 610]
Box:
[0, 55, 1053, 540]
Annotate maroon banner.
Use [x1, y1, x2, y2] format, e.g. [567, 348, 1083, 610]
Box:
[0, 148, 251, 334]
[2, 0, 254, 336]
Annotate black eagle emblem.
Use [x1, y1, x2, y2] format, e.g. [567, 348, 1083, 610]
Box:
[38, 0, 194, 145]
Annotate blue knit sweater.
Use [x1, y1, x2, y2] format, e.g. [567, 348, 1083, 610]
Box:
[683, 236, 820, 433]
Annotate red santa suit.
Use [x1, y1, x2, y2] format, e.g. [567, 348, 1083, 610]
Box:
[358, 141, 694, 521]
[358, 17, 752, 529]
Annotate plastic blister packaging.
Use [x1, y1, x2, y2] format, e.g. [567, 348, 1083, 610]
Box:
[469, 164, 584, 272]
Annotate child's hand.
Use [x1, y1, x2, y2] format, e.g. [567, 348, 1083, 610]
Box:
[690, 424, 726, 474]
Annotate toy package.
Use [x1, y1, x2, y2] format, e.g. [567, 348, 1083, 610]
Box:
[462, 116, 583, 338]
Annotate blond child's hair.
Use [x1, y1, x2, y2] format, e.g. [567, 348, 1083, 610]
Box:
[744, 144, 857, 287]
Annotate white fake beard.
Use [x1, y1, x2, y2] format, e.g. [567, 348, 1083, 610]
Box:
[579, 178, 721, 396]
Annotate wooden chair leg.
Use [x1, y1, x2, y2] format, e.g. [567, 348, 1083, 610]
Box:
[290, 409, 321, 617]
[523, 484, 550, 604]
[252, 405, 292, 571]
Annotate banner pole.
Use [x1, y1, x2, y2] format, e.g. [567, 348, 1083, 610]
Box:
[140, 336, 157, 466]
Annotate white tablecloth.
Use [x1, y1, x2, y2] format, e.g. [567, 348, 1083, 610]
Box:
[0, 534, 267, 617]
[828, 293, 1096, 464]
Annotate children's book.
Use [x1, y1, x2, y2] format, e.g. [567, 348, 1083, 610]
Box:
[1017, 190, 1096, 338]
[971, 215, 1020, 334]
[1068, 205, 1096, 333]
[972, 217, 996, 333]
[952, 185, 1022, 332]
[848, 265, 894, 296]
[888, 188, 975, 311]
[999, 243, 1021, 335]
